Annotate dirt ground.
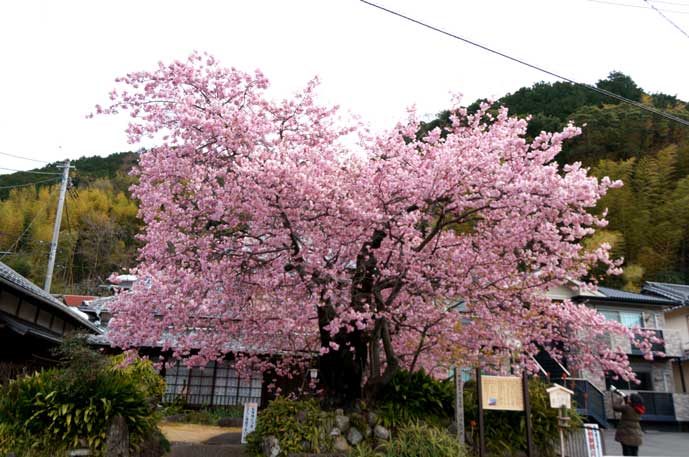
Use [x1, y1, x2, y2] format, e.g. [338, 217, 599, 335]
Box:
[159, 422, 242, 443]
[160, 423, 247, 457]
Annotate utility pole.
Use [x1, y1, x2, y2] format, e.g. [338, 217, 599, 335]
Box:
[44, 159, 71, 293]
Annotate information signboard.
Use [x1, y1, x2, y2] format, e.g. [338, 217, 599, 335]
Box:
[480, 375, 524, 411]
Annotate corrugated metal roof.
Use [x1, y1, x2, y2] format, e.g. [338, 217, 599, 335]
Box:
[0, 261, 101, 333]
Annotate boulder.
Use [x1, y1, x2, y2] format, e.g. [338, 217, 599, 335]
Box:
[334, 414, 350, 432]
[346, 427, 364, 446]
[217, 417, 242, 427]
[162, 414, 187, 423]
[262, 435, 281, 457]
[333, 436, 351, 453]
[105, 415, 129, 457]
[374, 424, 390, 441]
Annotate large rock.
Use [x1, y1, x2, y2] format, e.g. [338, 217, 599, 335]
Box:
[262, 435, 281, 457]
[346, 427, 363, 446]
[216, 417, 242, 427]
[162, 414, 187, 423]
[105, 415, 129, 457]
[334, 414, 350, 432]
[374, 424, 390, 441]
[333, 436, 351, 453]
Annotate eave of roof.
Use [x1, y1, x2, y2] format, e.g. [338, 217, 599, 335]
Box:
[0, 262, 102, 334]
[573, 286, 679, 307]
[642, 281, 689, 311]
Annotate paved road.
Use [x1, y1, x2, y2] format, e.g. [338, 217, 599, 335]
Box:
[603, 428, 689, 456]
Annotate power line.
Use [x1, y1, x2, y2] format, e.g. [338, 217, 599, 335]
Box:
[643, 0, 689, 38]
[583, 0, 689, 14]
[0, 151, 50, 164]
[0, 177, 61, 190]
[0, 166, 61, 175]
[0, 197, 53, 260]
[649, 0, 689, 7]
[359, 0, 689, 128]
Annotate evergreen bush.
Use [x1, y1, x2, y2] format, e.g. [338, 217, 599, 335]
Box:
[0, 341, 163, 456]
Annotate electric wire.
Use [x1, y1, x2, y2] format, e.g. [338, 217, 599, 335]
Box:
[0, 197, 53, 260]
[647, 0, 689, 6]
[0, 177, 61, 190]
[0, 166, 61, 175]
[583, 0, 689, 14]
[0, 151, 50, 164]
[359, 0, 689, 128]
[62, 191, 75, 287]
[643, 0, 689, 38]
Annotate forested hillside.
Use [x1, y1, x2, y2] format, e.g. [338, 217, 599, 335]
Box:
[424, 72, 689, 289]
[0, 154, 140, 294]
[1, 73, 688, 293]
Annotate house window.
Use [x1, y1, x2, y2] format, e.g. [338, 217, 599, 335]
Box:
[163, 360, 262, 406]
[599, 310, 644, 328]
[605, 370, 653, 391]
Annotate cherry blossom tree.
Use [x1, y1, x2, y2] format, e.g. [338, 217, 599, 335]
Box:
[98, 53, 650, 404]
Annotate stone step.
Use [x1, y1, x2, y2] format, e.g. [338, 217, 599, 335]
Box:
[166, 443, 247, 457]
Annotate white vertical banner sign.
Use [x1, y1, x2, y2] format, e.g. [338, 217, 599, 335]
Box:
[240, 402, 258, 444]
[583, 423, 603, 457]
[454, 366, 465, 444]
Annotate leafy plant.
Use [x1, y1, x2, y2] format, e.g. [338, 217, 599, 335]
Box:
[0, 341, 164, 456]
[378, 369, 454, 428]
[246, 398, 333, 456]
[351, 422, 466, 457]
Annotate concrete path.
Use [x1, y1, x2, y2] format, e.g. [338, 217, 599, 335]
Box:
[603, 428, 689, 456]
[166, 443, 247, 457]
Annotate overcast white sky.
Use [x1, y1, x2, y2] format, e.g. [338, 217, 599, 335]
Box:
[1, 0, 688, 173]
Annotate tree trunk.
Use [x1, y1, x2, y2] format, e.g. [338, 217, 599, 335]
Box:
[317, 305, 368, 408]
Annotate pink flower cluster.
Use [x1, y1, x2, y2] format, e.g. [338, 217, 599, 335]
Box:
[98, 52, 649, 386]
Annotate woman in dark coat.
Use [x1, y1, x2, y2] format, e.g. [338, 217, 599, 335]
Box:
[613, 393, 645, 456]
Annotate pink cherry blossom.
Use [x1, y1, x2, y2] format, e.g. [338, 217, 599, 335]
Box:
[97, 52, 651, 403]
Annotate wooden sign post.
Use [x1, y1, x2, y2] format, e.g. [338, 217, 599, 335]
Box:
[547, 384, 574, 457]
[476, 370, 534, 457]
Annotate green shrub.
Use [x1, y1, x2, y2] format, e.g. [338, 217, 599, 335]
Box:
[350, 422, 466, 457]
[463, 377, 582, 457]
[246, 398, 333, 456]
[111, 354, 165, 407]
[0, 341, 164, 456]
[186, 406, 244, 424]
[378, 369, 454, 428]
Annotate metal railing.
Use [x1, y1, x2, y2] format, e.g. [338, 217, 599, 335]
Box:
[637, 391, 675, 421]
[553, 378, 608, 428]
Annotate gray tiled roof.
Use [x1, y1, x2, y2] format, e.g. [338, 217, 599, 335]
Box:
[0, 260, 101, 332]
[595, 286, 679, 306]
[642, 281, 689, 309]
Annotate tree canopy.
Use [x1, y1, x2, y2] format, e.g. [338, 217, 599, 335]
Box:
[98, 54, 647, 404]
